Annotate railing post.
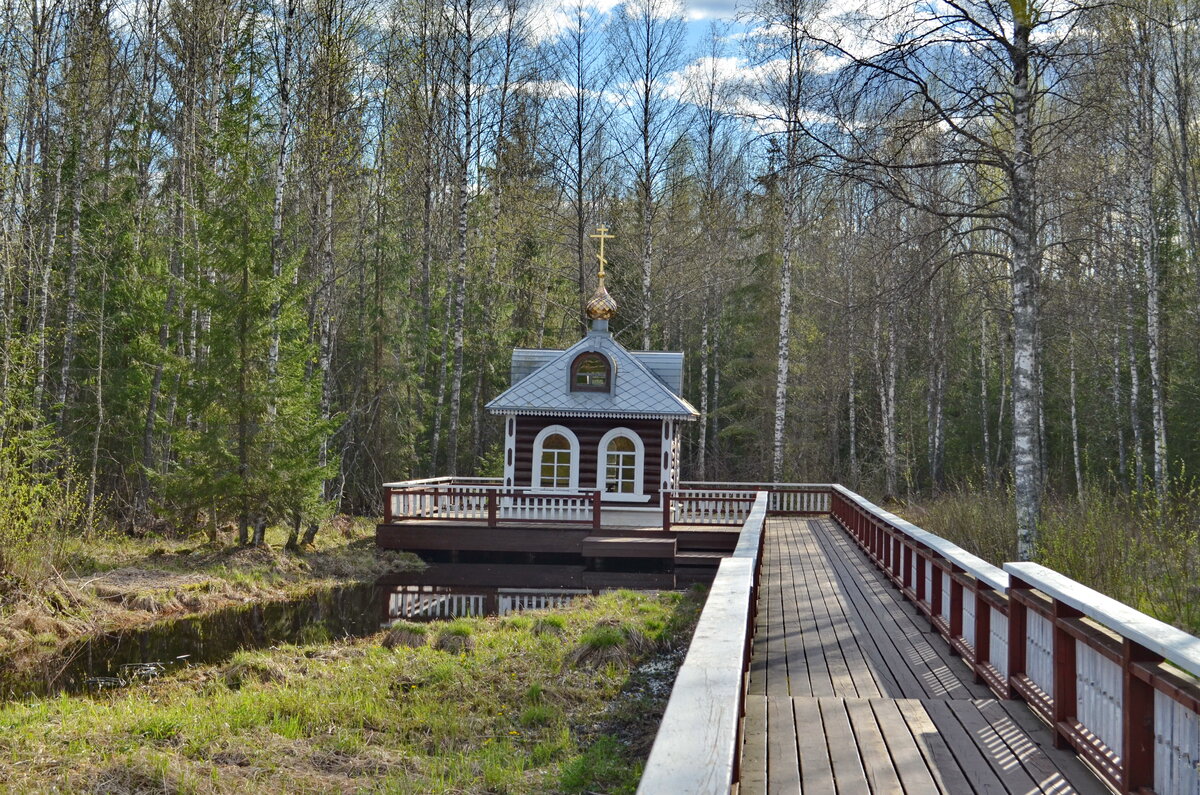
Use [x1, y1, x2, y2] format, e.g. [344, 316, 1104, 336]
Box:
[593, 490, 602, 531]
[1052, 598, 1084, 749]
[949, 569, 963, 643]
[1122, 638, 1160, 793]
[487, 490, 497, 528]
[384, 489, 394, 524]
[902, 543, 913, 593]
[974, 582, 991, 685]
[662, 491, 672, 532]
[1007, 576, 1030, 697]
[915, 550, 926, 605]
[890, 532, 902, 583]
[930, 560, 944, 629]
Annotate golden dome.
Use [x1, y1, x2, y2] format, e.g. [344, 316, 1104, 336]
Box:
[586, 280, 618, 320]
[586, 225, 617, 321]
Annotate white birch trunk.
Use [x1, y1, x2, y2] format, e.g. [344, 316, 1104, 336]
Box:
[447, 0, 473, 475]
[33, 160, 61, 410]
[772, 176, 795, 482]
[1111, 327, 1126, 485]
[267, 0, 295, 399]
[848, 362, 858, 486]
[980, 310, 992, 483]
[1010, 16, 1042, 560]
[58, 161, 82, 418]
[698, 295, 709, 480]
[87, 266, 107, 536]
[1069, 329, 1083, 500]
[1136, 19, 1168, 500]
[641, 171, 653, 349]
[873, 281, 897, 498]
[1127, 310, 1145, 487]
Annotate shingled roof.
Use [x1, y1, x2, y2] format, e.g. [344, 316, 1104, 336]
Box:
[486, 326, 699, 420]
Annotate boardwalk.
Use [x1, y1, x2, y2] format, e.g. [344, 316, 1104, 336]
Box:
[740, 517, 1107, 794]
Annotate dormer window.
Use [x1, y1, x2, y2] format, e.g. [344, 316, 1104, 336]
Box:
[570, 352, 611, 392]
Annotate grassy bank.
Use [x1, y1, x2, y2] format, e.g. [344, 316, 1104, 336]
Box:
[899, 486, 1200, 634]
[0, 517, 420, 672]
[0, 588, 704, 793]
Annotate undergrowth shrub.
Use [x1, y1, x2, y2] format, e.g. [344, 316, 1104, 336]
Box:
[0, 406, 86, 585]
[908, 481, 1200, 633]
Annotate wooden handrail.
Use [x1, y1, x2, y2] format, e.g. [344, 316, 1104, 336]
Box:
[638, 492, 768, 794]
[827, 485, 1200, 795]
[662, 489, 758, 532]
[384, 484, 601, 528]
[378, 476, 1200, 793]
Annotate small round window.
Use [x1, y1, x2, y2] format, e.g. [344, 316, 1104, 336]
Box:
[570, 352, 611, 392]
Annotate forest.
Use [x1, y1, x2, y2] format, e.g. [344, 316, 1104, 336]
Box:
[2, 0, 1200, 567]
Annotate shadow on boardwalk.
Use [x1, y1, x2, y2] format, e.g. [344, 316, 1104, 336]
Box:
[740, 517, 1107, 794]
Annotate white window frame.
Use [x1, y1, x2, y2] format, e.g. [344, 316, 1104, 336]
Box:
[531, 425, 580, 492]
[596, 427, 648, 502]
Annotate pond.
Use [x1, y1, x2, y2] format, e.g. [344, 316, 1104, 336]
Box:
[0, 563, 702, 700]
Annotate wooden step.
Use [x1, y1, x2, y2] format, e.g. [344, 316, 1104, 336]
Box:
[674, 550, 729, 566]
[673, 529, 741, 552]
[581, 535, 676, 559]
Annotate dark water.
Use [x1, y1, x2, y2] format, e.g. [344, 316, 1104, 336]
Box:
[0, 583, 383, 700]
[0, 563, 698, 701]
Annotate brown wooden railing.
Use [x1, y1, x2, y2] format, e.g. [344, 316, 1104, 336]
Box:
[661, 489, 757, 531]
[829, 485, 1200, 795]
[384, 481, 601, 530]
[380, 476, 1200, 794]
[679, 481, 831, 515]
[638, 492, 768, 794]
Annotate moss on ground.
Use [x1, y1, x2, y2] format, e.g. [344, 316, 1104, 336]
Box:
[0, 587, 705, 794]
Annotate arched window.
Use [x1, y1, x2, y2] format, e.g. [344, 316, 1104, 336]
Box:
[532, 425, 579, 491]
[597, 428, 645, 499]
[570, 352, 612, 392]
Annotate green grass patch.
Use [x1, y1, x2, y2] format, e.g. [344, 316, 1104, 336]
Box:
[0, 587, 705, 792]
[559, 735, 642, 794]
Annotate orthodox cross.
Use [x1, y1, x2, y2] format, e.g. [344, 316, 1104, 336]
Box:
[589, 225, 613, 279]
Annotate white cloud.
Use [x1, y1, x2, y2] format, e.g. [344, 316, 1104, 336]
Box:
[680, 0, 742, 21]
[525, 0, 621, 43]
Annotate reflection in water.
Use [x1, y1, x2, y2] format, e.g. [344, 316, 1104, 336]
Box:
[379, 562, 682, 621]
[389, 588, 588, 619]
[1, 561, 703, 700]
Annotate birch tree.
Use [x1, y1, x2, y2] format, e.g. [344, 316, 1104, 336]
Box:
[815, 0, 1092, 556]
[613, 0, 685, 349]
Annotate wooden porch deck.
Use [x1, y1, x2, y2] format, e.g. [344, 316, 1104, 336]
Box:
[740, 517, 1107, 794]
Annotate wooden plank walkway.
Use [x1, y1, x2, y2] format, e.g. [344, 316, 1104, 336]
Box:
[740, 517, 1108, 794]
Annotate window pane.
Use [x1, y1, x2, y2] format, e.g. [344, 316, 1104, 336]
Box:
[608, 436, 635, 452]
[544, 433, 569, 450]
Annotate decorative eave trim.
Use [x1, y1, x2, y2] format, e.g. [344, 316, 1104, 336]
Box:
[486, 407, 698, 420]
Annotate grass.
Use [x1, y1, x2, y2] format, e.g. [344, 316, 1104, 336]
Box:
[900, 483, 1200, 634]
[0, 588, 705, 793]
[0, 516, 422, 673]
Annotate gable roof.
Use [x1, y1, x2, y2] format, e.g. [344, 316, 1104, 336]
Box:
[487, 329, 699, 420]
[511, 348, 685, 395]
